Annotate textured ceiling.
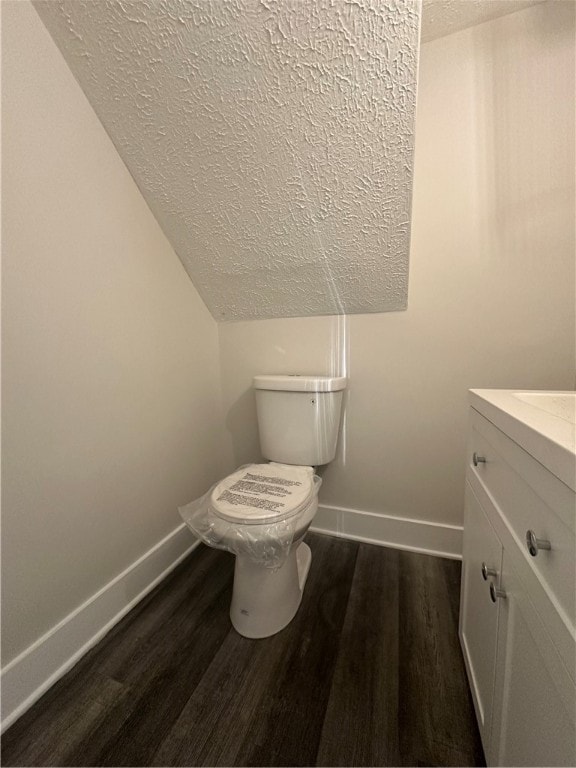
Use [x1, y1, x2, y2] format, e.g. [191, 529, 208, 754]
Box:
[34, 0, 421, 322]
[421, 0, 544, 42]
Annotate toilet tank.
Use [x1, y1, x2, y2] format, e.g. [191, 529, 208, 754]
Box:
[253, 375, 347, 467]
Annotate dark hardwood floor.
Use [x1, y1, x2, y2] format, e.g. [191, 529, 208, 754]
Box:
[1, 533, 485, 767]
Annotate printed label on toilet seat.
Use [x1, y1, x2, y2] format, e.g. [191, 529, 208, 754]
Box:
[217, 490, 284, 512]
[232, 479, 299, 497]
[244, 473, 302, 488]
[211, 463, 314, 523]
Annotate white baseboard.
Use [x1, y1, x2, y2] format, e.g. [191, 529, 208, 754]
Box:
[1, 524, 199, 733]
[311, 504, 463, 560]
[1, 508, 461, 732]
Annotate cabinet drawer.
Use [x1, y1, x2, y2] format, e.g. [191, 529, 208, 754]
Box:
[468, 409, 575, 629]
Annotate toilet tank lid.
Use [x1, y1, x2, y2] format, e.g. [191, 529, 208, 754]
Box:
[253, 375, 347, 392]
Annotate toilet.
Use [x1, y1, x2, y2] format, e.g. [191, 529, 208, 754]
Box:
[179, 374, 346, 638]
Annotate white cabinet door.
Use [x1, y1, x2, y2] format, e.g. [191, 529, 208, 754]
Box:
[490, 551, 576, 767]
[459, 481, 503, 757]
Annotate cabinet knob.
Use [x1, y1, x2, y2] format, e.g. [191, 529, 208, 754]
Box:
[481, 562, 497, 581]
[473, 452, 486, 467]
[525, 530, 551, 557]
[489, 582, 506, 602]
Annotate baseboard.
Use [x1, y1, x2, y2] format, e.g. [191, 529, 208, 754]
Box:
[1, 524, 199, 732]
[1, 508, 461, 732]
[311, 504, 463, 560]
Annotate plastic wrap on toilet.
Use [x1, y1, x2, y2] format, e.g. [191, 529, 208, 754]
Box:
[178, 465, 321, 570]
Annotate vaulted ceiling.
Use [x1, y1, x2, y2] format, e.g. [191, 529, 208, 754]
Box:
[34, 0, 420, 321]
[33, 0, 542, 322]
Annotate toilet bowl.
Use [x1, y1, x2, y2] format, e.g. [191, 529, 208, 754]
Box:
[181, 462, 321, 638]
[221, 479, 319, 638]
[179, 374, 346, 639]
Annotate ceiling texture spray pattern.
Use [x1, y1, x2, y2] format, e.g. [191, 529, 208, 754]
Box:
[35, 0, 420, 321]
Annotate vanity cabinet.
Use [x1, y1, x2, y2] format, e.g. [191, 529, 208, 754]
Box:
[460, 401, 576, 767]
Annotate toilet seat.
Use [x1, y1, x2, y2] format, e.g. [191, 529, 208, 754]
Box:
[210, 463, 315, 525]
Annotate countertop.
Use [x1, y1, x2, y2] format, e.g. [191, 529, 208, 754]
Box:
[469, 389, 576, 492]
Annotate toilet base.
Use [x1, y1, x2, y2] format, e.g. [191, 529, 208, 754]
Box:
[230, 541, 312, 639]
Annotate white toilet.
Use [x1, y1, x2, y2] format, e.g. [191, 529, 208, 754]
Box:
[180, 374, 346, 638]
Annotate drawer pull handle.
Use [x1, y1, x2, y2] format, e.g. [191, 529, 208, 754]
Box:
[490, 582, 506, 602]
[481, 562, 497, 581]
[526, 530, 551, 557]
[473, 452, 486, 467]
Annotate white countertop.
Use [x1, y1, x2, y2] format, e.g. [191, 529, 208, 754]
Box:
[469, 389, 576, 491]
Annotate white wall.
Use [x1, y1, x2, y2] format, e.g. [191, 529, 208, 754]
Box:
[1, 1, 233, 666]
[2, 0, 574, 669]
[218, 1, 575, 533]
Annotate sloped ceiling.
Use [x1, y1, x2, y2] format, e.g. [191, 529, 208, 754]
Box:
[34, 0, 421, 322]
[421, 0, 544, 42]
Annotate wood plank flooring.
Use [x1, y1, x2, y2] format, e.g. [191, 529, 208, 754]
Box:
[1, 533, 485, 767]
